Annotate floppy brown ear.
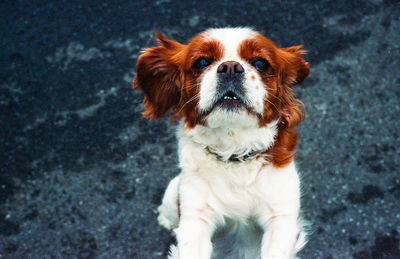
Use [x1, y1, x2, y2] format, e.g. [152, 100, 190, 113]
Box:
[133, 32, 185, 120]
[278, 45, 310, 86]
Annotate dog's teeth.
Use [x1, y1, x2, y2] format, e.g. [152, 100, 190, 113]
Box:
[233, 96, 237, 100]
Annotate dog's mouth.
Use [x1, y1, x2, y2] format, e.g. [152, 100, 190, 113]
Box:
[215, 90, 246, 110]
[221, 91, 240, 101]
[199, 89, 257, 117]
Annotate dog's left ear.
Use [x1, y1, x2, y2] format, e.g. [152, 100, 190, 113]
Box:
[133, 31, 186, 120]
[277, 46, 310, 86]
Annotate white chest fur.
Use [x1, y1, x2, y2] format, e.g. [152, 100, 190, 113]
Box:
[178, 119, 278, 162]
[176, 120, 283, 221]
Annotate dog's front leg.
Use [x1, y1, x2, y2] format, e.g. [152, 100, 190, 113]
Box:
[158, 175, 181, 230]
[258, 162, 302, 259]
[174, 175, 216, 259]
[260, 215, 299, 259]
[175, 215, 214, 259]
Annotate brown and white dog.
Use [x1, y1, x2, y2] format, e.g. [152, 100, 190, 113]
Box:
[133, 28, 310, 259]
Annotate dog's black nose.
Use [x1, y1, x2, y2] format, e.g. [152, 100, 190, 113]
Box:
[216, 61, 244, 96]
[217, 61, 244, 76]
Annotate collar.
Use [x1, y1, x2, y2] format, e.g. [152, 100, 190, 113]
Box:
[205, 147, 263, 163]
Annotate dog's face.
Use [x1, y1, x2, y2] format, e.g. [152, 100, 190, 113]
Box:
[134, 28, 309, 129]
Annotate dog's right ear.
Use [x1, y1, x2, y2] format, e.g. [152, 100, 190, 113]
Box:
[277, 45, 310, 87]
[133, 31, 186, 120]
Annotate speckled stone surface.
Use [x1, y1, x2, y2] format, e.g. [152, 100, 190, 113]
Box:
[0, 1, 399, 258]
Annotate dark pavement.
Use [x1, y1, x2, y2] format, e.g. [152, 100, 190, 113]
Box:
[0, 1, 399, 258]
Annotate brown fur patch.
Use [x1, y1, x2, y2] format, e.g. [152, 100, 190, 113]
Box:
[133, 32, 225, 128]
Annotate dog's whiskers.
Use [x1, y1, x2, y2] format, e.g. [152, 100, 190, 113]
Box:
[264, 96, 279, 113]
[177, 92, 200, 113]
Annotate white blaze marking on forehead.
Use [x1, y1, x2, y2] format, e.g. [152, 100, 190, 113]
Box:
[204, 28, 257, 59]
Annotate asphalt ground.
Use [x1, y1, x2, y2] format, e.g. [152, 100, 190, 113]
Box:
[0, 1, 399, 258]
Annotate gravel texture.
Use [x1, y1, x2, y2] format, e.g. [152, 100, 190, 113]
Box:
[0, 1, 399, 258]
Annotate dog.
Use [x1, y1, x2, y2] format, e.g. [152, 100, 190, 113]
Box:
[133, 27, 310, 259]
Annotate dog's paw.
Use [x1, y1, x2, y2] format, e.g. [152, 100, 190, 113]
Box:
[157, 213, 175, 230]
[157, 205, 178, 230]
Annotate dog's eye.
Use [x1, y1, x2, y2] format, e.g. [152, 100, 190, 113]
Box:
[193, 57, 212, 71]
[250, 58, 269, 72]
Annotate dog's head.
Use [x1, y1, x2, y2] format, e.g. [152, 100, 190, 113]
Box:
[133, 28, 309, 129]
